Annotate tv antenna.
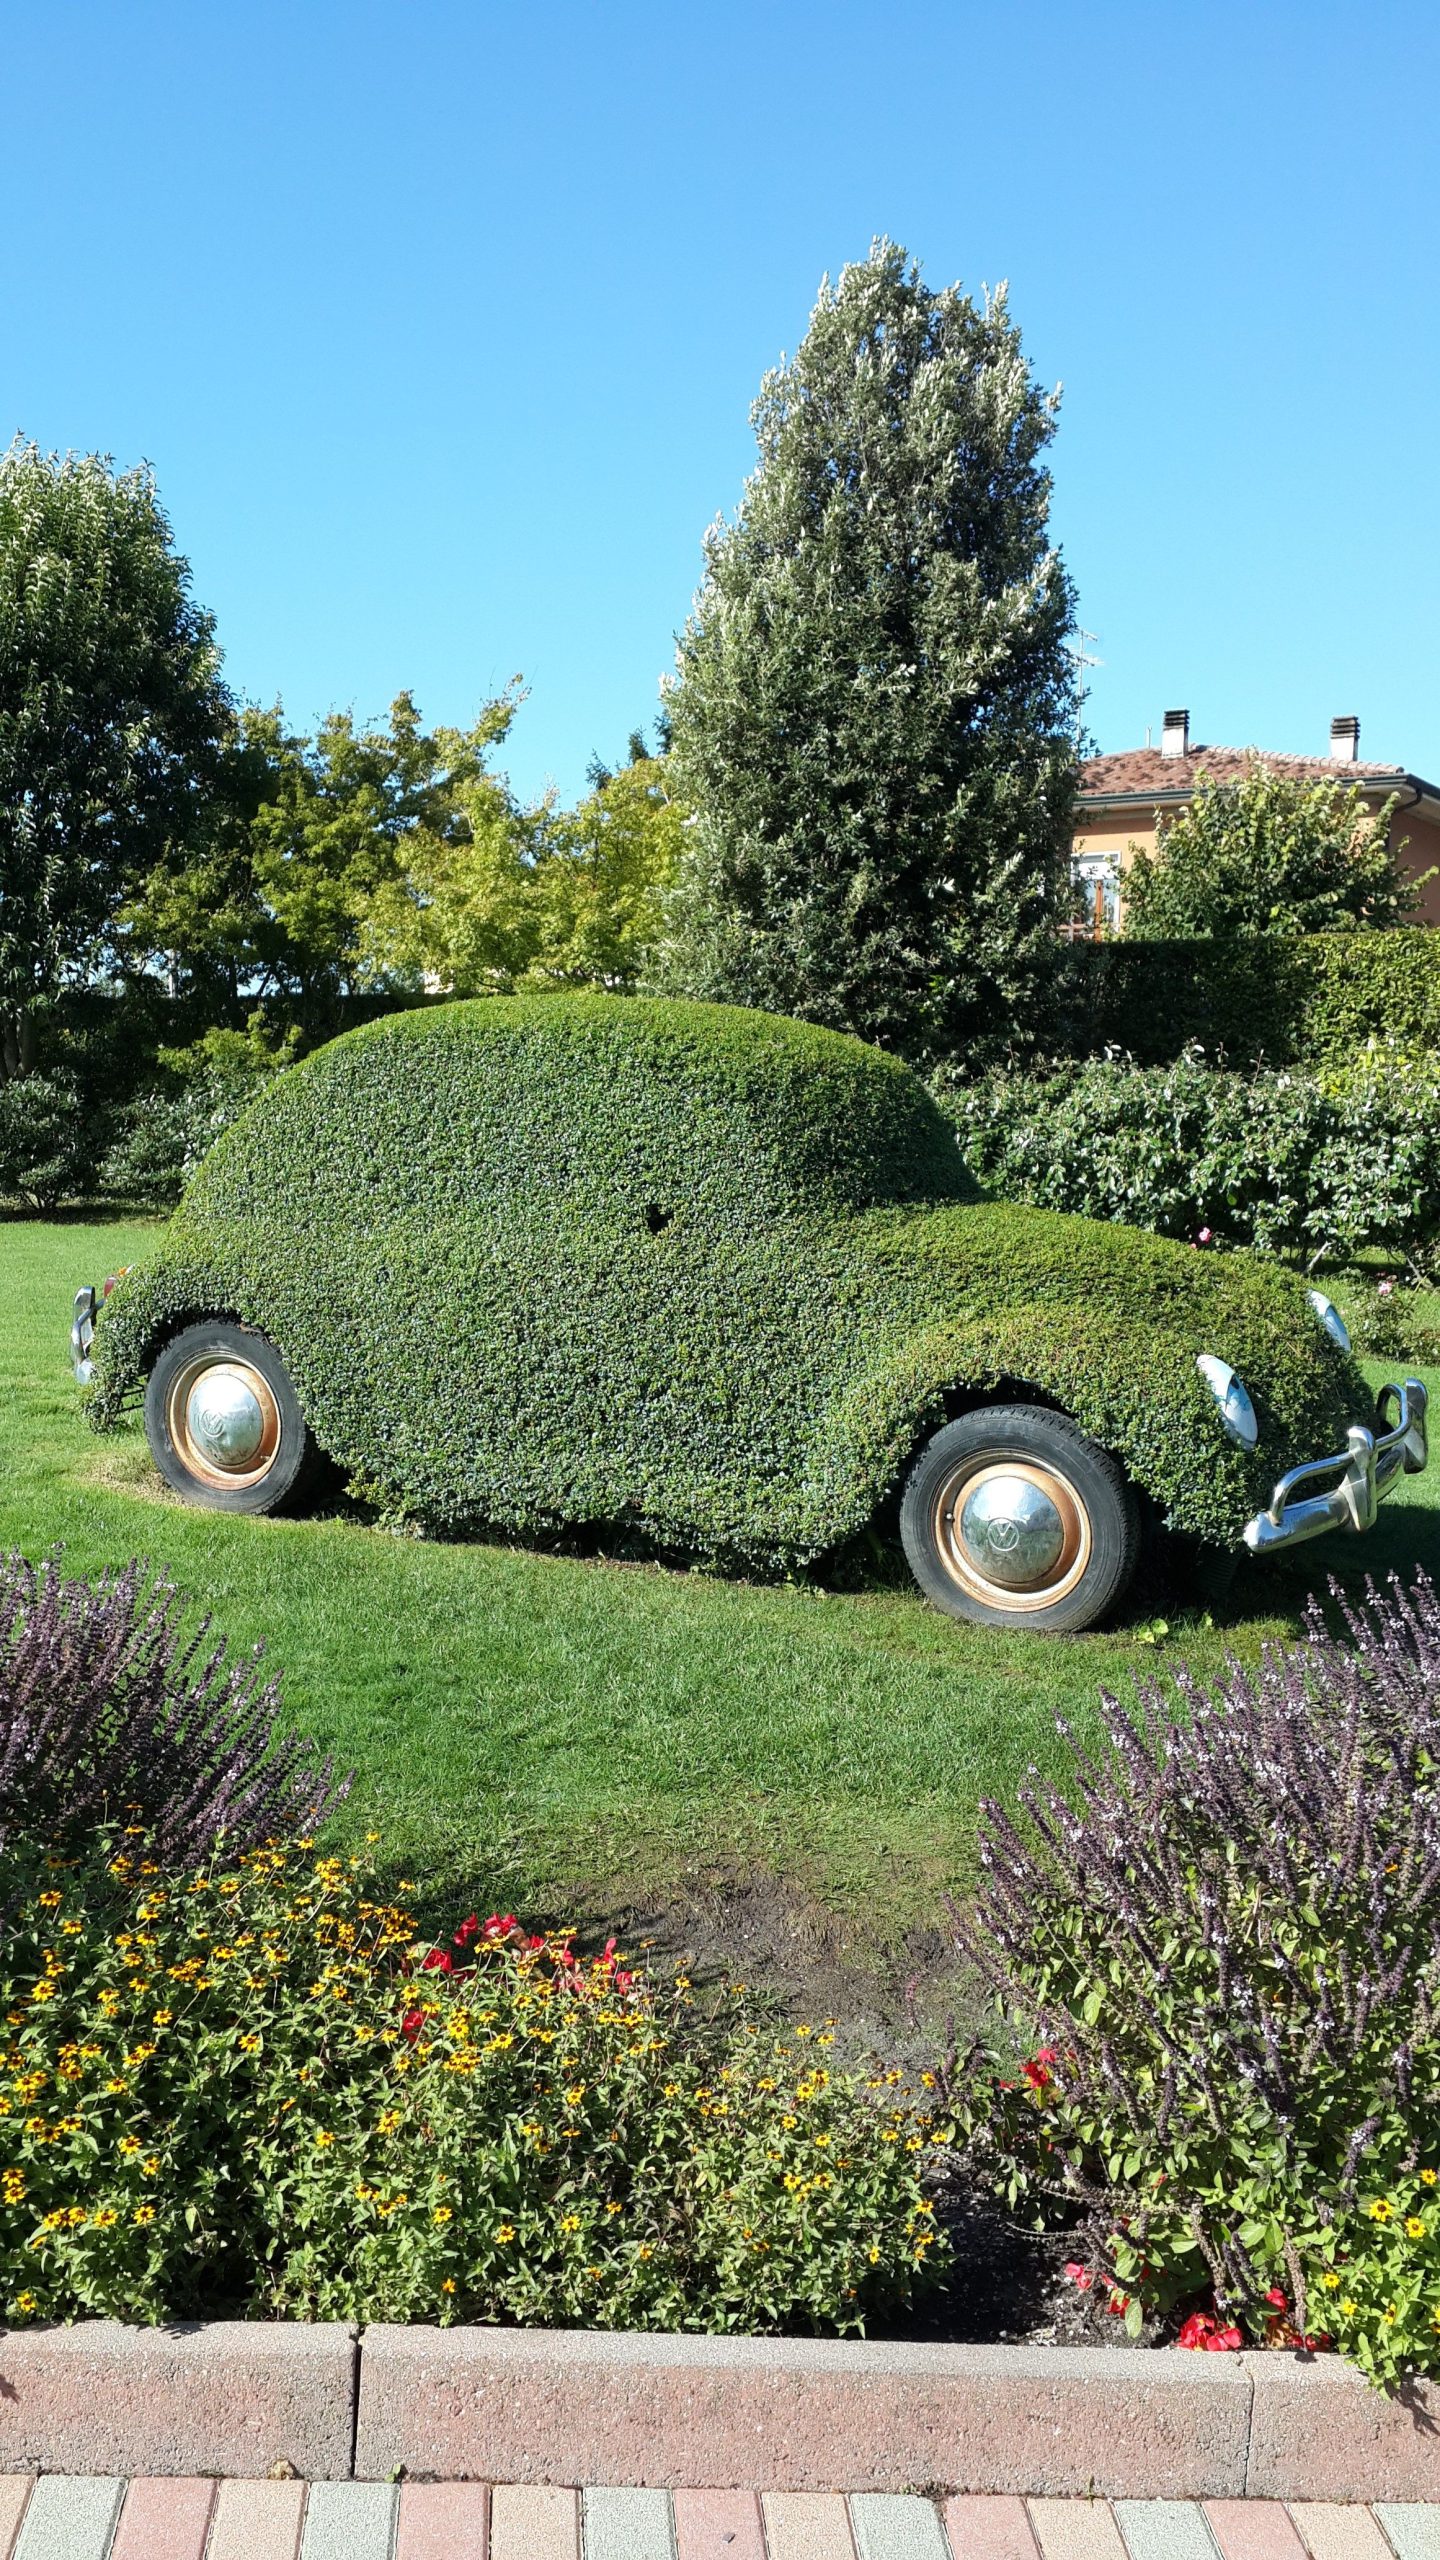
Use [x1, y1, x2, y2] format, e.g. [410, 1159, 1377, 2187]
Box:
[1065, 627, 1104, 743]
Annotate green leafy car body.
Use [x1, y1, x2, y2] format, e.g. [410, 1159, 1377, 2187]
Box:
[86, 995, 1361, 1560]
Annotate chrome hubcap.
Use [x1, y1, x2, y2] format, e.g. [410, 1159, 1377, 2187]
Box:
[933, 1453, 1092, 1612]
[957, 1473, 1066, 1591]
[167, 1353, 282, 1491]
[186, 1366, 267, 1471]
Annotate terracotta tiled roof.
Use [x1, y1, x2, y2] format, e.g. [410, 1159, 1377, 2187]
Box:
[1078, 745, 1412, 800]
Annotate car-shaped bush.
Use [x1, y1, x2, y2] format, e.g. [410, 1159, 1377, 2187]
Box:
[79, 996, 1429, 1632]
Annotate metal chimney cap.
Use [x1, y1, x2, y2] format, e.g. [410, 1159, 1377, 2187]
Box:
[1330, 714, 1360, 762]
[1160, 708, 1190, 758]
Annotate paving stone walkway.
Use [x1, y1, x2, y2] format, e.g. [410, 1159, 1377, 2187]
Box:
[0, 2483, 1435, 2560]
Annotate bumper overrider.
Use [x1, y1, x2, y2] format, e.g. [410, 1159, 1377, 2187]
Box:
[71, 1273, 131, 1386]
[1244, 1376, 1430, 1555]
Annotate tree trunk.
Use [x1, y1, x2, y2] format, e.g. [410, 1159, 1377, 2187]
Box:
[1, 1010, 39, 1078]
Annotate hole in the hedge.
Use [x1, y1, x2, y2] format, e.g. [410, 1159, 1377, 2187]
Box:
[644, 1202, 673, 1234]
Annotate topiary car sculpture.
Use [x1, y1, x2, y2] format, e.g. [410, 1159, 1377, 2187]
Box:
[76, 997, 1429, 1633]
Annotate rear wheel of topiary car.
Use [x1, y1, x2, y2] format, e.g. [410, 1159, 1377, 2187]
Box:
[144, 1322, 320, 1515]
[899, 1404, 1141, 1634]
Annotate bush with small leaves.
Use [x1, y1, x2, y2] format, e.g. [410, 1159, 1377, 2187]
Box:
[944, 1046, 1440, 1279]
[0, 1553, 347, 1865]
[0, 1075, 94, 1211]
[950, 1571, 1440, 2385]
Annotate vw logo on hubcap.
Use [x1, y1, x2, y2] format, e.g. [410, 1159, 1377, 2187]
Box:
[958, 1472, 1067, 1591]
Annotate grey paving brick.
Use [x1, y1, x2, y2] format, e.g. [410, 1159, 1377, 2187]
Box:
[14, 2477, 124, 2560]
[584, 2486, 676, 2560]
[1115, 2506, 1220, 2560]
[300, 2481, 398, 2560]
[1374, 2514, 1440, 2560]
[850, 2492, 950, 2559]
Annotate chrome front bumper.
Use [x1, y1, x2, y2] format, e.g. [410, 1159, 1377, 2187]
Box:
[71, 1285, 97, 1385]
[1243, 1377, 1429, 1555]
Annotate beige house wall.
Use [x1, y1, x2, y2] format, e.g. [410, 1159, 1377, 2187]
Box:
[1393, 811, 1440, 925]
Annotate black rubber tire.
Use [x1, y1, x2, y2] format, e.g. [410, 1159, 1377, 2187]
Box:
[144, 1321, 319, 1516]
[899, 1403, 1141, 1634]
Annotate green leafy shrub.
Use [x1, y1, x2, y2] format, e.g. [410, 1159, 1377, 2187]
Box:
[945, 1047, 1440, 1278]
[950, 1571, 1440, 2386]
[1, 1834, 945, 2332]
[100, 1069, 272, 1209]
[1120, 763, 1419, 941]
[0, 1552, 347, 1865]
[0, 1074, 93, 1211]
[1342, 1275, 1440, 1368]
[88, 995, 1361, 1557]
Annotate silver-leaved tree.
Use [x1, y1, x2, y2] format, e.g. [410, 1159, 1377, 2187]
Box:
[658, 239, 1079, 1064]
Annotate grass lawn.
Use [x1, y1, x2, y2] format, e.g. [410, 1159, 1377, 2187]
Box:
[5, 1214, 1437, 1968]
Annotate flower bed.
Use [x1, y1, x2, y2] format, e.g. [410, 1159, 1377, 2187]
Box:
[0, 1833, 947, 2334]
[951, 1568, 1440, 2388]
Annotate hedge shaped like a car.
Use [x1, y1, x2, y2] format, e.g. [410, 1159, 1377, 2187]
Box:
[82, 996, 1428, 1633]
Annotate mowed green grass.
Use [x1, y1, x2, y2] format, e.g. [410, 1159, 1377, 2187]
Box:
[4, 1216, 1436, 1941]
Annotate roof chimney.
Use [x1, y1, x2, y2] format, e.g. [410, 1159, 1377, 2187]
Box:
[1160, 708, 1189, 759]
[1330, 714, 1360, 763]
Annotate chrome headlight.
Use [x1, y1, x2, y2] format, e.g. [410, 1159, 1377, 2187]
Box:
[1196, 1354, 1259, 1449]
[1306, 1289, 1351, 1355]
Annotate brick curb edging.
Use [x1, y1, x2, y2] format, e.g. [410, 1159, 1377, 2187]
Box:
[0, 2323, 1436, 2500]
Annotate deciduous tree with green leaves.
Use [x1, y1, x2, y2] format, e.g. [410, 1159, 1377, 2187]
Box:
[0, 440, 230, 1075]
[356, 739, 683, 997]
[126, 690, 521, 1042]
[658, 239, 1079, 1062]
[1121, 761, 1422, 940]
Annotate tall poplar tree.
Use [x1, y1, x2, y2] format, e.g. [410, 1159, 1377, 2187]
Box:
[659, 241, 1078, 1062]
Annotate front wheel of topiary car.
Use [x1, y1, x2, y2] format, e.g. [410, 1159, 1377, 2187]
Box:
[144, 1322, 321, 1515]
[899, 1404, 1141, 1634]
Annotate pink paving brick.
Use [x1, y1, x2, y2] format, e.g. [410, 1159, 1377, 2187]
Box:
[489, 2483, 579, 2560]
[1205, 2505, 1309, 2560]
[110, 2477, 216, 2560]
[1026, 2504, 1128, 2560]
[1286, 2514, 1392, 2560]
[396, 2481, 491, 2558]
[943, 2499, 1040, 2560]
[761, 2494, 857, 2560]
[0, 2482, 29, 2560]
[673, 2489, 767, 2558]
[204, 2477, 307, 2560]
[0, 2482, 30, 2560]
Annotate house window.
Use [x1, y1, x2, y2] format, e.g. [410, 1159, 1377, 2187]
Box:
[1071, 853, 1122, 937]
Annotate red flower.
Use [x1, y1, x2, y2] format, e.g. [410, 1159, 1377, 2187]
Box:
[453, 1915, 481, 1947]
[400, 2007, 424, 2042]
[1063, 2261, 1094, 2292]
[1176, 2312, 1242, 2352]
[1265, 2287, 1288, 2310]
[422, 1948, 453, 1974]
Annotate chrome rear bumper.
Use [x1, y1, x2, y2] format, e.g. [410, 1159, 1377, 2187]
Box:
[1243, 1377, 1429, 1555]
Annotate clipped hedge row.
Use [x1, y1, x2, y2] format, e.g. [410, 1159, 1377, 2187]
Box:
[89, 997, 1359, 1554]
[1047, 928, 1440, 1067]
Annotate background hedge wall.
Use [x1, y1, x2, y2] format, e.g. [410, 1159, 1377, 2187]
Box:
[1048, 928, 1440, 1067]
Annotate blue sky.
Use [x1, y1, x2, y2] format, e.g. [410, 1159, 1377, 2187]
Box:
[4, 0, 1437, 805]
